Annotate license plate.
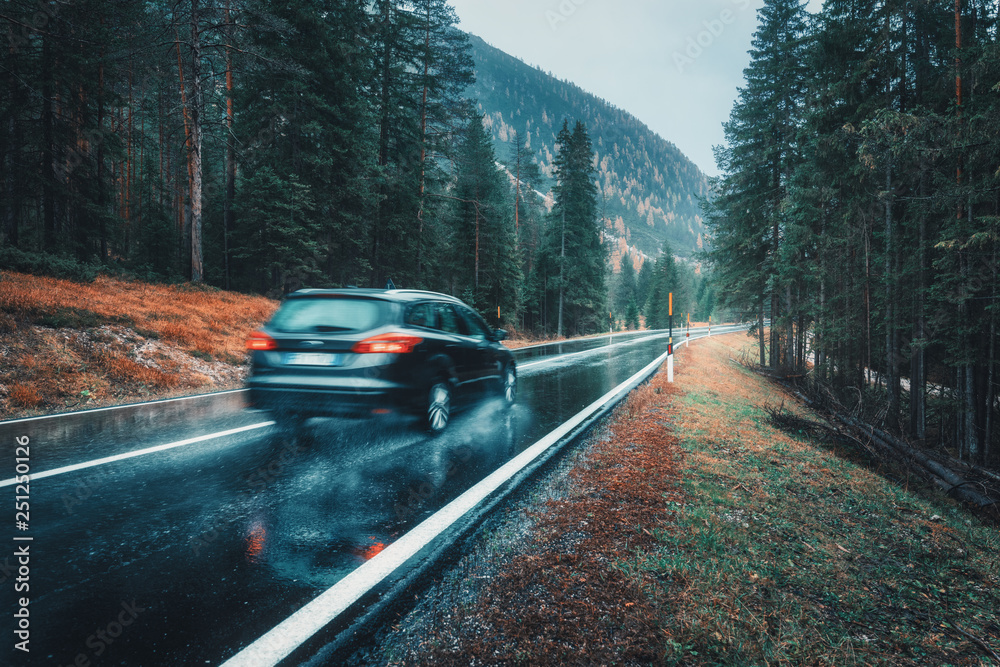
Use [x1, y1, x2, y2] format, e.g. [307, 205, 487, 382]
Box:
[284, 352, 343, 367]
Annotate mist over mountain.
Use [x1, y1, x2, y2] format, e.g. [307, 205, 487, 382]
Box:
[466, 34, 710, 270]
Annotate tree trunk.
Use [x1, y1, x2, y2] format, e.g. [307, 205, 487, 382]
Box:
[42, 33, 57, 252]
[189, 0, 203, 282]
[2, 113, 15, 247]
[223, 0, 235, 290]
[474, 198, 480, 290]
[373, 0, 393, 286]
[175, 27, 193, 275]
[416, 0, 430, 285]
[514, 132, 521, 248]
[770, 224, 780, 369]
[97, 46, 107, 260]
[865, 225, 872, 389]
[759, 298, 766, 367]
[910, 166, 927, 440]
[557, 208, 566, 338]
[785, 284, 794, 373]
[885, 155, 899, 431]
[986, 238, 996, 464]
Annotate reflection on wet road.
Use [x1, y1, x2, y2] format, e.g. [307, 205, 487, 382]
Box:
[2, 327, 743, 666]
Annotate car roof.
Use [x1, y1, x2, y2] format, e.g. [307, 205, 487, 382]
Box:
[286, 288, 464, 305]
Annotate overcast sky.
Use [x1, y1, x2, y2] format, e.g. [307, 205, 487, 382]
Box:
[448, 0, 823, 178]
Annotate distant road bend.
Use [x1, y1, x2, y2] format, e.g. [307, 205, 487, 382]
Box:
[1, 324, 747, 667]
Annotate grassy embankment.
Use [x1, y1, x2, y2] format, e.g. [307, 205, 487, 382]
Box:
[377, 333, 1000, 666]
[0, 271, 278, 418]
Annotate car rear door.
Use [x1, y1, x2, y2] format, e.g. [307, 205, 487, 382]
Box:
[454, 305, 501, 397]
[433, 303, 481, 397]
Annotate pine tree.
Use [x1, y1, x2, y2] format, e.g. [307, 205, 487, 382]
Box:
[705, 0, 809, 370]
[369, 0, 472, 289]
[542, 119, 605, 336]
[508, 129, 546, 331]
[613, 256, 638, 318]
[448, 114, 520, 321]
[645, 241, 693, 330]
[232, 0, 375, 293]
[635, 258, 654, 314]
[624, 297, 640, 331]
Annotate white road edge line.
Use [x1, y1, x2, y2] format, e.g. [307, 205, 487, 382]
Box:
[0, 388, 249, 426]
[218, 340, 691, 667]
[0, 421, 274, 488]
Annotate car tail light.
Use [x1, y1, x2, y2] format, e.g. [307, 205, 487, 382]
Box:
[352, 333, 423, 354]
[246, 332, 277, 351]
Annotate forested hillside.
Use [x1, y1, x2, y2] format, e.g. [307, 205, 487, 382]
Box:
[0, 0, 714, 338]
[466, 35, 711, 267]
[707, 0, 1000, 469]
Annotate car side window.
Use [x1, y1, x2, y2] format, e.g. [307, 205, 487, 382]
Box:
[458, 306, 492, 341]
[436, 304, 463, 335]
[405, 302, 436, 329]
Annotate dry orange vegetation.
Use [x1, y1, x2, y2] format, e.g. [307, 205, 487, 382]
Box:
[0, 271, 278, 418]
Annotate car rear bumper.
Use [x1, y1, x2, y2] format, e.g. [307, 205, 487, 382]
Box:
[247, 380, 417, 419]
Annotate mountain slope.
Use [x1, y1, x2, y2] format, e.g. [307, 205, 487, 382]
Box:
[466, 34, 710, 268]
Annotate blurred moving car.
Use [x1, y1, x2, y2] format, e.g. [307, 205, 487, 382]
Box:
[246, 289, 516, 434]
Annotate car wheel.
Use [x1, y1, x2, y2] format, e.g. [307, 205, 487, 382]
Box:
[501, 365, 517, 407]
[425, 380, 451, 434]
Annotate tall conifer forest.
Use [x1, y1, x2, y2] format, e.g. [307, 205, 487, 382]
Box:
[707, 0, 1000, 465]
[0, 0, 631, 337]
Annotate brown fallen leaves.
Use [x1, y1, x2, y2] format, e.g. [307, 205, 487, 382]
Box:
[389, 373, 685, 666]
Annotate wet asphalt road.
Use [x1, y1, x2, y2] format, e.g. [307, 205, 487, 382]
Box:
[2, 327, 743, 666]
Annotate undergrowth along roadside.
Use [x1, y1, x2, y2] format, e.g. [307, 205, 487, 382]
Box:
[656, 335, 1000, 666]
[374, 333, 1000, 666]
[0, 271, 278, 418]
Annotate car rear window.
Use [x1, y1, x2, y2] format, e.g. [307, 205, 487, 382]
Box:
[269, 297, 386, 333]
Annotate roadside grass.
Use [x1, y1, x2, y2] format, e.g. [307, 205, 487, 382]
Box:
[652, 336, 1000, 666]
[373, 332, 999, 666]
[0, 271, 277, 417]
[0, 271, 277, 357]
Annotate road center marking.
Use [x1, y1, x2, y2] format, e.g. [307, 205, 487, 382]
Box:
[0, 422, 274, 488]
